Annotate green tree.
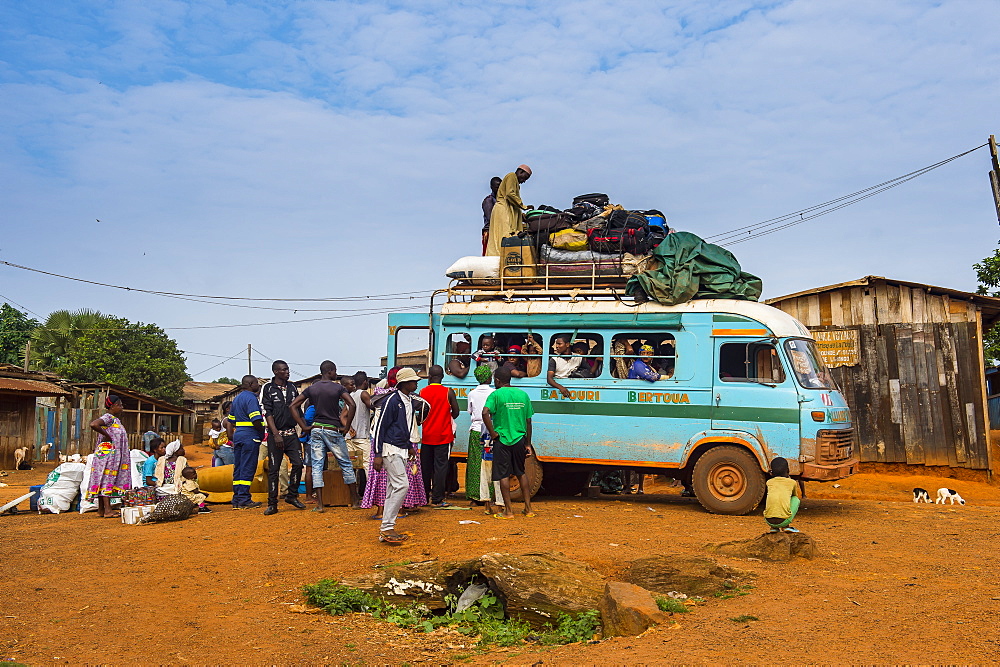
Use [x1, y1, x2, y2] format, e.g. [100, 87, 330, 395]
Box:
[974, 244, 1000, 364]
[59, 317, 190, 404]
[214, 376, 240, 385]
[30, 309, 110, 371]
[0, 303, 39, 366]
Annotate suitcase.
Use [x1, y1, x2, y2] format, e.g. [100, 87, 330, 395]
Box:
[572, 193, 610, 208]
[526, 212, 571, 234]
[321, 467, 353, 506]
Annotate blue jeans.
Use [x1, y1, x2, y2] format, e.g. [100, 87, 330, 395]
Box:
[310, 428, 356, 487]
[213, 445, 235, 467]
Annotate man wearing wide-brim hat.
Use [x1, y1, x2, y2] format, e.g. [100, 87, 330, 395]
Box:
[371, 367, 421, 544]
[485, 164, 532, 257]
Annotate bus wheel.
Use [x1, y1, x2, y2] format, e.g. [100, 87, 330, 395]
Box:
[508, 455, 543, 502]
[691, 446, 765, 515]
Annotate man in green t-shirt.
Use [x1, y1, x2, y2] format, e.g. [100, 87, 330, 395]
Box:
[482, 366, 535, 518]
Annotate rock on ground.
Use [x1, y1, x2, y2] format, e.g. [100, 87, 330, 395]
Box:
[598, 581, 672, 637]
[624, 555, 749, 596]
[708, 531, 818, 562]
[478, 551, 605, 626]
[340, 551, 605, 626]
[341, 558, 481, 610]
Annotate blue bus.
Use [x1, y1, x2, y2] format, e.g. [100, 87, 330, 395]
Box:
[387, 293, 857, 514]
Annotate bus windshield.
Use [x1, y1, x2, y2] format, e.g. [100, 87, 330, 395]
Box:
[784, 338, 837, 390]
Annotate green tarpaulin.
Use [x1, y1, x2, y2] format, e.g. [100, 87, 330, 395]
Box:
[625, 231, 762, 305]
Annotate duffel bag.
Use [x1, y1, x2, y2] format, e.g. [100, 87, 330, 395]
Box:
[572, 193, 610, 208]
[549, 229, 588, 251]
[607, 209, 650, 231]
[587, 226, 647, 254]
[634, 225, 667, 255]
[526, 212, 571, 234]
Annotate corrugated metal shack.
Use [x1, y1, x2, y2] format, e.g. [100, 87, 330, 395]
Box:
[182, 381, 236, 443]
[767, 276, 1000, 478]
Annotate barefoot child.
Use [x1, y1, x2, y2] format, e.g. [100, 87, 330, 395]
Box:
[482, 366, 534, 519]
[763, 457, 800, 533]
[180, 466, 212, 514]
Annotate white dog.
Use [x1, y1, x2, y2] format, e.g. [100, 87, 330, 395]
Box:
[935, 488, 966, 505]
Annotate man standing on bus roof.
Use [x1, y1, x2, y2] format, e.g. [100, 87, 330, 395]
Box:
[482, 176, 501, 255]
[228, 375, 265, 510]
[290, 360, 358, 512]
[260, 360, 304, 515]
[485, 165, 532, 257]
[482, 366, 535, 519]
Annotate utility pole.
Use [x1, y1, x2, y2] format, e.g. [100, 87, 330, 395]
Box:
[990, 134, 1000, 225]
[248, 343, 252, 376]
[22, 340, 30, 372]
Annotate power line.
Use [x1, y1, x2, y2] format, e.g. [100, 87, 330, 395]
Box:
[190, 348, 248, 377]
[0, 302, 427, 335]
[0, 259, 433, 303]
[707, 143, 988, 246]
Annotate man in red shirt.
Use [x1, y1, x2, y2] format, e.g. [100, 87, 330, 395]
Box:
[419, 365, 460, 507]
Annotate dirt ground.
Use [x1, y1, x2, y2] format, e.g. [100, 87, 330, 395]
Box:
[3, 447, 1000, 665]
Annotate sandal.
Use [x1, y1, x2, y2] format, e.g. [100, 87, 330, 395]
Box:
[493, 513, 515, 520]
[522, 511, 536, 518]
[379, 532, 409, 544]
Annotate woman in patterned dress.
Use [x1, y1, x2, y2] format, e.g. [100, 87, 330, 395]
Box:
[87, 394, 133, 518]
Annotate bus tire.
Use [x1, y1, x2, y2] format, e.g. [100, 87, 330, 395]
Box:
[691, 446, 765, 515]
[539, 466, 591, 496]
[508, 455, 543, 502]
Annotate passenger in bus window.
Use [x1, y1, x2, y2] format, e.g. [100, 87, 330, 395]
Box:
[628, 345, 669, 382]
[522, 335, 543, 378]
[571, 341, 602, 378]
[473, 335, 502, 371]
[502, 345, 527, 378]
[654, 340, 675, 379]
[546, 334, 578, 397]
[447, 340, 471, 379]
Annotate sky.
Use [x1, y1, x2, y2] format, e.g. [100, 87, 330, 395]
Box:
[1, 0, 998, 382]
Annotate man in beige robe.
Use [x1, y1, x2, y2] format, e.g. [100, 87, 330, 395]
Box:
[485, 165, 532, 256]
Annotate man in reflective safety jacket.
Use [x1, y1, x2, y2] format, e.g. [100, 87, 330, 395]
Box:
[227, 375, 265, 509]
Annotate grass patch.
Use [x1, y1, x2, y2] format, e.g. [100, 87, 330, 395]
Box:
[303, 579, 600, 648]
[376, 559, 413, 569]
[730, 614, 759, 623]
[655, 597, 691, 614]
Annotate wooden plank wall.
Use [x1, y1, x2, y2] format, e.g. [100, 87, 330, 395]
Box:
[771, 280, 990, 470]
[0, 395, 34, 469]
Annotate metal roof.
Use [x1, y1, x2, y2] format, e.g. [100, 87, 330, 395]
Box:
[0, 378, 70, 396]
[183, 381, 237, 403]
[765, 276, 1000, 327]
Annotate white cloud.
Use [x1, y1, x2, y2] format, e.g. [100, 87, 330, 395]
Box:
[1, 0, 999, 379]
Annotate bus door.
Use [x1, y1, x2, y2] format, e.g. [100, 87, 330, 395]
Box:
[711, 338, 800, 459]
[387, 313, 432, 377]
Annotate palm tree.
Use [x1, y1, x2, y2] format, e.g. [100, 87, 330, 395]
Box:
[30, 309, 109, 371]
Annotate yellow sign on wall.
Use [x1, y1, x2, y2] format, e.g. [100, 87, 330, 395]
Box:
[813, 329, 860, 368]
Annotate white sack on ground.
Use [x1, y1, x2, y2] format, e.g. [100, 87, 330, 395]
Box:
[39, 462, 86, 514]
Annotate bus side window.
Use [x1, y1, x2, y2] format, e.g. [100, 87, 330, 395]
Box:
[719, 343, 785, 383]
[548, 333, 604, 379]
[488, 332, 544, 379]
[444, 332, 472, 379]
[611, 333, 675, 379]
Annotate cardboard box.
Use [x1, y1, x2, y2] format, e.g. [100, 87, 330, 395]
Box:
[121, 504, 155, 525]
[320, 468, 352, 507]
